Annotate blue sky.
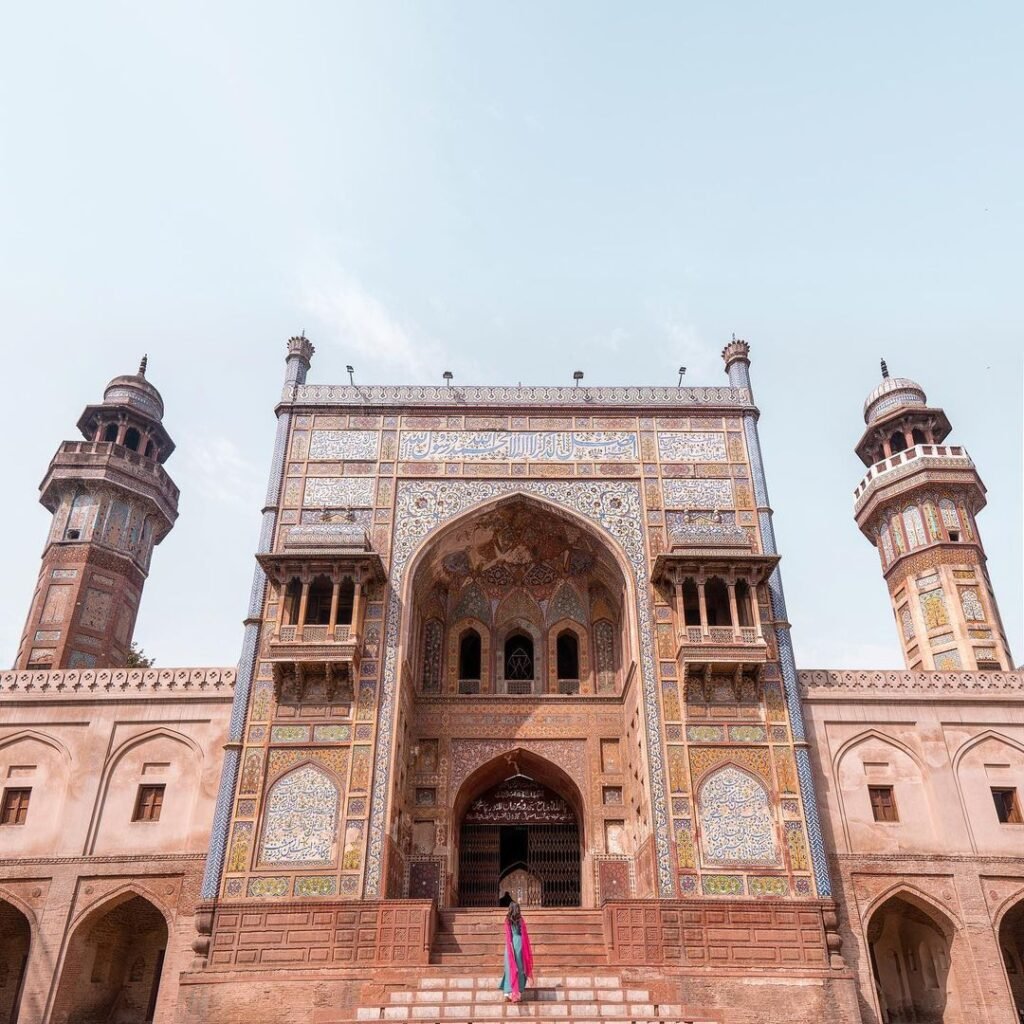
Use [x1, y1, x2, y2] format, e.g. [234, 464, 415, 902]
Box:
[1, 2, 1020, 669]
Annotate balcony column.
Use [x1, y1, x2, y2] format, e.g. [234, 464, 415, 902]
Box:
[297, 581, 311, 634]
[273, 582, 286, 639]
[697, 580, 709, 638]
[673, 577, 685, 638]
[328, 581, 341, 640]
[727, 581, 740, 640]
[115, 419, 128, 445]
[751, 584, 764, 640]
[350, 580, 364, 639]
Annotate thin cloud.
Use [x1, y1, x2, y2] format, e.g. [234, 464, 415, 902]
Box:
[298, 263, 444, 378]
[180, 434, 263, 508]
[661, 317, 721, 382]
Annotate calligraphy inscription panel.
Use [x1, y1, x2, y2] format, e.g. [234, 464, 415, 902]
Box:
[398, 430, 639, 462]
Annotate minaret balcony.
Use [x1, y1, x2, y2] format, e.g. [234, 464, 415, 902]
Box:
[854, 444, 981, 519]
[41, 440, 180, 524]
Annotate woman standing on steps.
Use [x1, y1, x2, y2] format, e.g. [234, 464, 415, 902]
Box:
[498, 898, 534, 1003]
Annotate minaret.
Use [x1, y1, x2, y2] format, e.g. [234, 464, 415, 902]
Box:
[853, 361, 1012, 671]
[14, 358, 179, 670]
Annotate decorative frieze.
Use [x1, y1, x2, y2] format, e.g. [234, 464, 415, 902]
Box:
[662, 479, 735, 510]
[309, 430, 380, 460]
[657, 431, 727, 462]
[398, 430, 639, 462]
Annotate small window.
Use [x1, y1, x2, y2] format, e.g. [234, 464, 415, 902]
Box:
[869, 786, 898, 822]
[133, 784, 165, 822]
[458, 629, 482, 682]
[1, 788, 31, 825]
[556, 631, 579, 680]
[949, 529, 960, 542]
[123, 427, 141, 451]
[103, 423, 118, 442]
[992, 788, 1023, 824]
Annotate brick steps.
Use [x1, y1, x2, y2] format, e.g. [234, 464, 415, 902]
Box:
[322, 973, 719, 1024]
[431, 910, 608, 967]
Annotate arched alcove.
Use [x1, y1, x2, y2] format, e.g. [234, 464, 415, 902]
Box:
[866, 893, 959, 1023]
[452, 750, 584, 908]
[259, 763, 340, 865]
[51, 892, 168, 1024]
[999, 896, 1024, 1020]
[0, 898, 31, 1024]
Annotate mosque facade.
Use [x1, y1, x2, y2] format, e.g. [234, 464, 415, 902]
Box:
[1, 339, 1021, 1024]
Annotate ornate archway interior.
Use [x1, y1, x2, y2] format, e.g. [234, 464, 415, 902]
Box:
[390, 496, 647, 907]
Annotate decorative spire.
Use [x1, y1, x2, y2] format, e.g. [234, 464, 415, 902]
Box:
[880, 358, 889, 379]
[139, 354, 148, 377]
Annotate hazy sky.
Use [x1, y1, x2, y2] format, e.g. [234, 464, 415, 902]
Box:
[1, 2, 1020, 670]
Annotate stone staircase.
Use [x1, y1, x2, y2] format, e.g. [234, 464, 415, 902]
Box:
[343, 973, 719, 1023]
[431, 909, 608, 967]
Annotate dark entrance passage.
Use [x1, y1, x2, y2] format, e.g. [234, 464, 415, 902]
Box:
[458, 776, 580, 907]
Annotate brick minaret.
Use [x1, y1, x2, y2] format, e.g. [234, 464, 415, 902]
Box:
[853, 360, 1012, 671]
[14, 357, 179, 670]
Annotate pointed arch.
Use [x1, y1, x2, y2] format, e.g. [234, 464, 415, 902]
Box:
[87, 728, 204, 855]
[832, 728, 926, 779]
[0, 728, 73, 766]
[259, 762, 340, 865]
[696, 763, 780, 866]
[951, 728, 1024, 775]
[51, 887, 171, 1024]
[862, 881, 961, 934]
[547, 582, 587, 626]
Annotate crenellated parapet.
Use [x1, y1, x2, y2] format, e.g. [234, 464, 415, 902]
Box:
[0, 666, 236, 699]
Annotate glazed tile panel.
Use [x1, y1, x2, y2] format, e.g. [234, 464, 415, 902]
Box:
[259, 764, 340, 864]
[308, 430, 380, 460]
[656, 431, 727, 462]
[662, 478, 735, 509]
[697, 766, 780, 865]
[303, 478, 376, 508]
[397, 430, 639, 462]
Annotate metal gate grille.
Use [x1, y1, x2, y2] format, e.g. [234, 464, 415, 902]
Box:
[458, 825, 500, 907]
[458, 822, 580, 907]
[529, 824, 580, 907]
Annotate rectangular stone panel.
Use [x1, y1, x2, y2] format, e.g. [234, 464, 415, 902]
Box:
[398, 430, 639, 462]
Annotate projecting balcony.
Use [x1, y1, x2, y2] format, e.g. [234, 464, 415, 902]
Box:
[678, 623, 769, 677]
[267, 622, 359, 666]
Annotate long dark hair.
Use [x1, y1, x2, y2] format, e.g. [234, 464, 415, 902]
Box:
[506, 900, 522, 925]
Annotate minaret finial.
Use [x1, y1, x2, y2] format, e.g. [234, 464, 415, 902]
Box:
[139, 354, 148, 377]
[880, 358, 889, 379]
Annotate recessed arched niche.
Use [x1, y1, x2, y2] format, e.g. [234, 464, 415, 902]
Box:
[407, 496, 628, 697]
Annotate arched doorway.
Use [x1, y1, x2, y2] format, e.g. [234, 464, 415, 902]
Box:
[51, 894, 168, 1024]
[867, 894, 957, 1023]
[1000, 898, 1024, 1022]
[0, 900, 30, 1024]
[454, 751, 583, 908]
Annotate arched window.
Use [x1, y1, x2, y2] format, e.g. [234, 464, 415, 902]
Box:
[144, 440, 156, 459]
[123, 427, 141, 451]
[682, 578, 701, 627]
[103, 423, 118, 442]
[704, 578, 732, 626]
[556, 631, 579, 680]
[306, 575, 333, 625]
[459, 629, 482, 685]
[735, 579, 754, 628]
[903, 506, 926, 549]
[504, 633, 534, 692]
[912, 427, 927, 445]
[890, 431, 907, 453]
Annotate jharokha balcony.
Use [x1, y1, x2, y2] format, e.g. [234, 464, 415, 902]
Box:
[652, 514, 778, 681]
[257, 521, 384, 702]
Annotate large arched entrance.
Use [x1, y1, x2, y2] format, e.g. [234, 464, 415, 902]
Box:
[866, 893, 959, 1023]
[454, 751, 583, 908]
[0, 900, 30, 1024]
[51, 893, 168, 1024]
[1000, 898, 1024, 1022]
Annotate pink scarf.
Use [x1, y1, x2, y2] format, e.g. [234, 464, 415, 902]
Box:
[504, 917, 534, 998]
